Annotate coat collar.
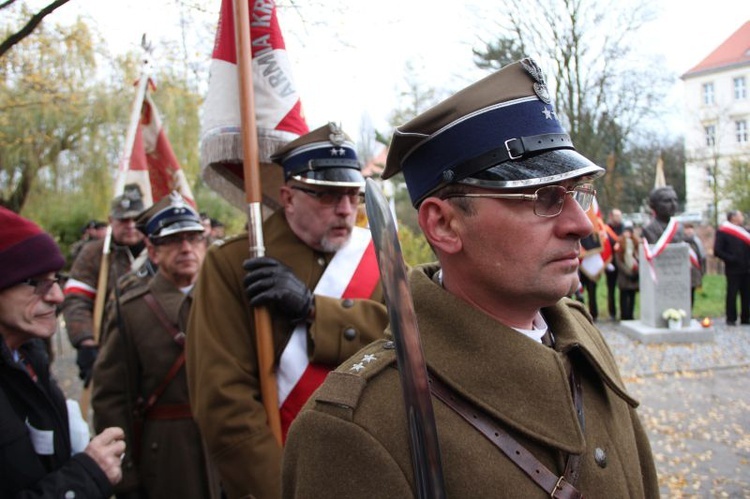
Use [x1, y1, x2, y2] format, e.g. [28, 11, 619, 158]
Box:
[411, 264, 636, 454]
[148, 272, 189, 323]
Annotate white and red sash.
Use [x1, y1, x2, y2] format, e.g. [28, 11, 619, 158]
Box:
[688, 246, 701, 271]
[276, 226, 379, 440]
[63, 277, 97, 300]
[642, 218, 679, 282]
[718, 221, 750, 246]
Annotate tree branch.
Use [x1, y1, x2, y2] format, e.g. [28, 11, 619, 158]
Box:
[0, 0, 72, 58]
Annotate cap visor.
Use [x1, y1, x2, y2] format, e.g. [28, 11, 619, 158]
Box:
[460, 149, 605, 189]
[154, 222, 206, 238]
[292, 167, 365, 187]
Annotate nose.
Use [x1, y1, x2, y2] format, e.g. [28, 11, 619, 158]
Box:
[46, 282, 64, 305]
[560, 195, 595, 238]
[334, 193, 356, 215]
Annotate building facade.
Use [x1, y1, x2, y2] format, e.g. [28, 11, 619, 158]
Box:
[682, 21, 750, 224]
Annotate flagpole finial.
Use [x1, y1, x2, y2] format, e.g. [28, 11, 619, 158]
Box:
[141, 34, 153, 58]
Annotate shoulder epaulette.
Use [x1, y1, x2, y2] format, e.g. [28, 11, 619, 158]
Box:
[312, 339, 397, 412]
[118, 278, 150, 304]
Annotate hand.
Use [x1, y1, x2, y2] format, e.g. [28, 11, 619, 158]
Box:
[243, 257, 313, 324]
[85, 427, 125, 485]
[76, 345, 98, 387]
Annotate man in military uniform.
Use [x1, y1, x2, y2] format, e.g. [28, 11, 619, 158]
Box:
[92, 192, 217, 499]
[63, 184, 146, 385]
[69, 220, 108, 265]
[186, 123, 389, 499]
[283, 60, 659, 498]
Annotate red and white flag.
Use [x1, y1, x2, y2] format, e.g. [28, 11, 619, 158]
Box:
[276, 227, 380, 441]
[200, 0, 308, 209]
[126, 88, 196, 208]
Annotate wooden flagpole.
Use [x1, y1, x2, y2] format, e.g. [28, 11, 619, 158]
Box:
[80, 39, 152, 419]
[233, 0, 283, 445]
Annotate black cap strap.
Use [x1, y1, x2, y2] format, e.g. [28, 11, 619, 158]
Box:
[443, 133, 575, 183]
[286, 158, 361, 179]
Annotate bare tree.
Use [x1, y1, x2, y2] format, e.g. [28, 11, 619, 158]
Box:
[0, 0, 72, 58]
[473, 0, 670, 210]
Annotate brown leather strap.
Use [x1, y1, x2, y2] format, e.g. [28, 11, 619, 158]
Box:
[143, 293, 186, 346]
[429, 375, 583, 499]
[140, 293, 188, 412]
[145, 403, 192, 420]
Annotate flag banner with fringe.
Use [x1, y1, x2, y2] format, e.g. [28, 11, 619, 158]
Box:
[201, 0, 309, 210]
[127, 89, 196, 208]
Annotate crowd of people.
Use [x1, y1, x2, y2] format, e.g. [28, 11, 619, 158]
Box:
[2, 56, 749, 498]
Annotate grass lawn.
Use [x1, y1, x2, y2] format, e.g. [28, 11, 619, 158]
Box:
[592, 273, 727, 320]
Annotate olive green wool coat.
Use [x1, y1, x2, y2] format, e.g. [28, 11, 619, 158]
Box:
[187, 210, 388, 499]
[283, 264, 659, 498]
[92, 272, 216, 498]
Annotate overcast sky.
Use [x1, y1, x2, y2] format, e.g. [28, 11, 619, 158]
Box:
[24, 0, 750, 144]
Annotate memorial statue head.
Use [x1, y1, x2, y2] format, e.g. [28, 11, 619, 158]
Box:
[648, 186, 678, 223]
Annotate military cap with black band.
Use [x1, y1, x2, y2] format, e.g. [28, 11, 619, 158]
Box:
[271, 122, 365, 188]
[384, 58, 605, 206]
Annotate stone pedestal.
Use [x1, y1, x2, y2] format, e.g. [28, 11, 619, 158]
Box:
[639, 243, 691, 328]
[619, 242, 715, 343]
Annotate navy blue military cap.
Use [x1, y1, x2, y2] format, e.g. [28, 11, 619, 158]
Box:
[384, 58, 605, 206]
[270, 122, 364, 187]
[136, 192, 204, 239]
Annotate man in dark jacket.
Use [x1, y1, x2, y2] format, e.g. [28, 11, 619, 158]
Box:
[283, 59, 658, 498]
[0, 206, 125, 498]
[714, 210, 750, 326]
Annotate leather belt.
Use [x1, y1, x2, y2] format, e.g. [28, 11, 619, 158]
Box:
[146, 403, 192, 420]
[429, 373, 584, 498]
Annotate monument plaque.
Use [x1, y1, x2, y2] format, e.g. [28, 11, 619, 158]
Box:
[639, 242, 691, 328]
[620, 241, 713, 343]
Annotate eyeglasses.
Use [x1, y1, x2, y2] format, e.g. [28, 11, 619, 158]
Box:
[152, 233, 206, 247]
[442, 183, 596, 218]
[22, 274, 62, 296]
[291, 186, 364, 206]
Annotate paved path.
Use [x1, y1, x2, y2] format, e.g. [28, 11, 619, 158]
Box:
[50, 320, 750, 498]
[600, 321, 750, 498]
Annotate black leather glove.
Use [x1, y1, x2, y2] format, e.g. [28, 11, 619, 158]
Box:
[243, 257, 313, 324]
[76, 345, 98, 388]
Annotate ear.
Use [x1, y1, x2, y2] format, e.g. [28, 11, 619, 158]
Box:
[417, 198, 464, 255]
[146, 240, 159, 264]
[280, 185, 294, 213]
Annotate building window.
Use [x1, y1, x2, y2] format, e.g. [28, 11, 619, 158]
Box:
[705, 124, 716, 146]
[734, 77, 747, 100]
[703, 82, 715, 105]
[737, 120, 748, 143]
[706, 167, 714, 187]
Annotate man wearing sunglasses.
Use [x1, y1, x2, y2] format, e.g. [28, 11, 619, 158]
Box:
[0, 207, 125, 498]
[186, 123, 389, 499]
[284, 59, 658, 497]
